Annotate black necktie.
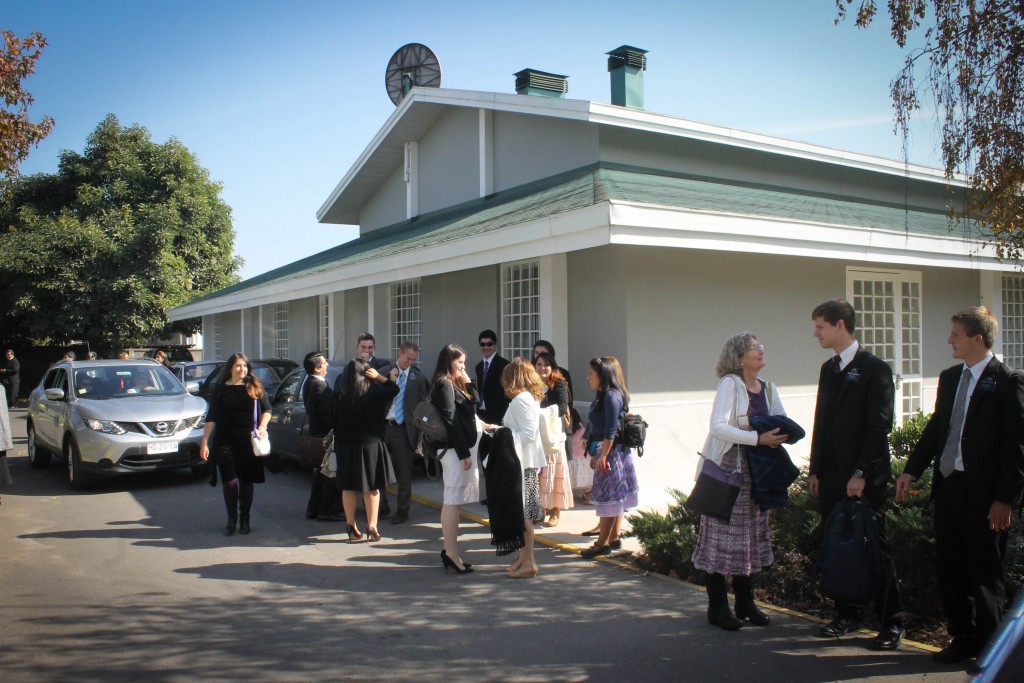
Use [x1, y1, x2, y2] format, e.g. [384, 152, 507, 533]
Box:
[832, 356, 842, 374]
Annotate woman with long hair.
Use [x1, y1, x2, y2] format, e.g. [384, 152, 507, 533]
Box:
[534, 352, 574, 527]
[580, 356, 640, 558]
[431, 344, 483, 574]
[334, 357, 399, 542]
[200, 352, 272, 536]
[500, 357, 547, 578]
[692, 333, 786, 630]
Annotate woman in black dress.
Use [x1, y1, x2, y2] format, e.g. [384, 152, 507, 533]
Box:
[200, 352, 272, 536]
[334, 357, 399, 542]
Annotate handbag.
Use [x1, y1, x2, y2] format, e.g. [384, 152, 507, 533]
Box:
[251, 400, 271, 457]
[538, 404, 567, 455]
[685, 456, 742, 522]
[319, 449, 337, 478]
[414, 380, 455, 459]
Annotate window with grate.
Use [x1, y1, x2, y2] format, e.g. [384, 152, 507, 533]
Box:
[390, 280, 421, 358]
[318, 294, 330, 357]
[1002, 274, 1024, 370]
[211, 314, 223, 360]
[501, 260, 540, 360]
[274, 303, 289, 359]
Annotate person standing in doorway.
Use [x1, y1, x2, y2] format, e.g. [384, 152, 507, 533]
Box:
[475, 330, 510, 425]
[896, 306, 1024, 665]
[383, 340, 430, 525]
[809, 299, 903, 650]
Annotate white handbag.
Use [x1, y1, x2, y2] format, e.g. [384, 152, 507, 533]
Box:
[251, 400, 271, 457]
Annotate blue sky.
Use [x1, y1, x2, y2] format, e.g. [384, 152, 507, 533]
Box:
[5, 1, 937, 280]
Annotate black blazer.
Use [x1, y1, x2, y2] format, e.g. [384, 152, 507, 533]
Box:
[431, 378, 480, 460]
[475, 354, 510, 423]
[304, 375, 334, 438]
[905, 358, 1024, 513]
[383, 362, 431, 448]
[809, 347, 895, 493]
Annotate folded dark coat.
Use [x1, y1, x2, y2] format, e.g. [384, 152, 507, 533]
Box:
[482, 427, 525, 556]
[747, 415, 805, 511]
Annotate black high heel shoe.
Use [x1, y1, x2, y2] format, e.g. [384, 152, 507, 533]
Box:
[440, 549, 473, 574]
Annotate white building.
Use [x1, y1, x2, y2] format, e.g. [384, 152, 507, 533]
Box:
[169, 47, 1024, 510]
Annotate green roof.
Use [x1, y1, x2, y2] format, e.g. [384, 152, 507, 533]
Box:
[183, 163, 979, 306]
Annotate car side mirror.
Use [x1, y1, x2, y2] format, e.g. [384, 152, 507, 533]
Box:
[185, 381, 200, 395]
[44, 388, 66, 401]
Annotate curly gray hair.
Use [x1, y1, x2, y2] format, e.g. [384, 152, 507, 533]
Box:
[715, 332, 757, 378]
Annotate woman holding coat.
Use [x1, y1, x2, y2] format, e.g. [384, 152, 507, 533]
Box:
[692, 332, 788, 630]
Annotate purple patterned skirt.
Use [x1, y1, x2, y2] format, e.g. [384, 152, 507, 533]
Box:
[691, 446, 773, 576]
[589, 443, 639, 517]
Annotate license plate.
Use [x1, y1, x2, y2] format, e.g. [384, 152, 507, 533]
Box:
[147, 442, 179, 454]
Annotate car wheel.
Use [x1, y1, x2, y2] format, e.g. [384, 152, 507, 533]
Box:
[65, 438, 91, 491]
[27, 423, 52, 468]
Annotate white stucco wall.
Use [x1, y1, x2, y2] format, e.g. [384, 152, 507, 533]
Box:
[492, 111, 599, 193]
[420, 265, 500, 365]
[417, 107, 480, 217]
[359, 164, 407, 234]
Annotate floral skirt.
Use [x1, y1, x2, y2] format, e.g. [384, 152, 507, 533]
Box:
[523, 467, 542, 520]
[691, 446, 773, 576]
[589, 443, 639, 518]
[539, 446, 574, 510]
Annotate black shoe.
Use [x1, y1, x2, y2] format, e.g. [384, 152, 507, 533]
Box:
[708, 602, 743, 631]
[580, 544, 611, 559]
[871, 624, 905, 650]
[224, 516, 237, 536]
[581, 526, 601, 536]
[390, 512, 409, 525]
[932, 638, 980, 664]
[440, 549, 473, 574]
[238, 514, 251, 535]
[609, 539, 622, 551]
[818, 616, 861, 638]
[317, 514, 345, 522]
[305, 511, 317, 519]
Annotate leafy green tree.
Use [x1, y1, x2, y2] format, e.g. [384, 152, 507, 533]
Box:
[836, 1, 1024, 260]
[0, 114, 242, 352]
[1, 30, 54, 184]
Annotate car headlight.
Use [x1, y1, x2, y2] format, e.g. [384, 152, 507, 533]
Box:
[195, 413, 207, 430]
[83, 417, 128, 435]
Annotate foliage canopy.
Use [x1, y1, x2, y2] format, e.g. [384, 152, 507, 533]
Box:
[1, 30, 54, 184]
[836, 1, 1024, 261]
[0, 114, 242, 351]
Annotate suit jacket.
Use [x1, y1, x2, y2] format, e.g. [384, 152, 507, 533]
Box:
[383, 362, 431, 448]
[431, 378, 480, 460]
[810, 347, 895, 493]
[905, 358, 1024, 513]
[475, 354, 510, 423]
[333, 355, 392, 392]
[0, 357, 18, 386]
[304, 375, 334, 438]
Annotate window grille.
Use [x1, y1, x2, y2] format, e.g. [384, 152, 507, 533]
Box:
[274, 303, 289, 359]
[319, 295, 330, 357]
[390, 280, 421, 358]
[1002, 274, 1024, 370]
[501, 260, 540, 360]
[211, 314, 222, 360]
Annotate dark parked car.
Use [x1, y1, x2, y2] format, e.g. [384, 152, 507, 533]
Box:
[267, 361, 343, 467]
[143, 346, 195, 363]
[196, 358, 297, 403]
[170, 361, 224, 393]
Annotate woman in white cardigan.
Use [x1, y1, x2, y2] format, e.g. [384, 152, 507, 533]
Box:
[500, 357, 548, 579]
[693, 332, 789, 631]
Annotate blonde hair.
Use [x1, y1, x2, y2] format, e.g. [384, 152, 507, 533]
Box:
[501, 357, 545, 400]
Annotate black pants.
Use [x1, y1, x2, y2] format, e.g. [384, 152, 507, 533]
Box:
[819, 482, 903, 627]
[384, 422, 415, 516]
[306, 470, 342, 518]
[934, 471, 1008, 646]
[2, 382, 17, 407]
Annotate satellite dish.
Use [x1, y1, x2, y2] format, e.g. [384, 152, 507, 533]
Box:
[385, 43, 441, 105]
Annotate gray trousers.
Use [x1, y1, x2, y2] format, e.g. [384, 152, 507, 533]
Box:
[384, 422, 416, 516]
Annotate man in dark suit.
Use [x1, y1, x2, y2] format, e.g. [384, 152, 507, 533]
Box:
[304, 352, 342, 521]
[475, 329, 510, 424]
[809, 299, 904, 649]
[382, 340, 430, 525]
[897, 306, 1024, 665]
[0, 349, 19, 407]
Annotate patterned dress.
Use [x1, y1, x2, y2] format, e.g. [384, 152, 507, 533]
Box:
[691, 385, 774, 576]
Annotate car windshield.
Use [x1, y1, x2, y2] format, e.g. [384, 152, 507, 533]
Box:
[253, 365, 280, 385]
[74, 365, 186, 399]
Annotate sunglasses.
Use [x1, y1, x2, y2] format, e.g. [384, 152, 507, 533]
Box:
[480, 341, 495, 347]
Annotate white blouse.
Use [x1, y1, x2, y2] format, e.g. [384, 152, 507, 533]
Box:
[503, 391, 547, 470]
[699, 374, 787, 470]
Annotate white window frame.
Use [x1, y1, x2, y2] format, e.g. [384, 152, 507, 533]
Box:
[501, 259, 540, 360]
[389, 279, 421, 358]
[274, 302, 289, 359]
[211, 314, 223, 360]
[1002, 274, 1024, 370]
[318, 294, 330, 357]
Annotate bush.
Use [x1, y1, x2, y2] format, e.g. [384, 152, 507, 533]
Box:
[626, 489, 702, 581]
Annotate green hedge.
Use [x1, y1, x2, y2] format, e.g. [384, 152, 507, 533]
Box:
[628, 413, 1023, 631]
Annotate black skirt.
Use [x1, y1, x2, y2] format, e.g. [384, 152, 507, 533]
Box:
[214, 436, 266, 485]
[335, 433, 396, 493]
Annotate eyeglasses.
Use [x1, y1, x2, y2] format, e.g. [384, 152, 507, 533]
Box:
[748, 344, 765, 352]
[480, 341, 495, 347]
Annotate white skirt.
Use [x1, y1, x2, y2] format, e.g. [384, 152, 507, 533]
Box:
[440, 419, 482, 506]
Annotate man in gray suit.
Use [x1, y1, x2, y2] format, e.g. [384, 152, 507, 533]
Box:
[383, 340, 430, 525]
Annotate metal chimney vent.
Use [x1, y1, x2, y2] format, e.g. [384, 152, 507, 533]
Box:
[606, 45, 647, 109]
[607, 45, 648, 71]
[513, 69, 568, 98]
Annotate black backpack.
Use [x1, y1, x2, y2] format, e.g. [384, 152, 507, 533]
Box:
[618, 411, 649, 457]
[819, 497, 886, 602]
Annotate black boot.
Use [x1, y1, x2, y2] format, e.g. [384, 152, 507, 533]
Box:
[733, 575, 770, 626]
[706, 573, 742, 631]
[238, 497, 252, 535]
[224, 499, 237, 536]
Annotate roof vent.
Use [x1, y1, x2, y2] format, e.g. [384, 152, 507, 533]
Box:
[513, 69, 568, 98]
[607, 45, 647, 109]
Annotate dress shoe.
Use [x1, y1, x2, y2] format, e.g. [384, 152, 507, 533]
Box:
[581, 526, 601, 537]
[580, 544, 611, 559]
[818, 616, 861, 638]
[609, 539, 622, 551]
[870, 623, 905, 650]
[317, 514, 345, 522]
[932, 637, 979, 664]
[390, 512, 409, 525]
